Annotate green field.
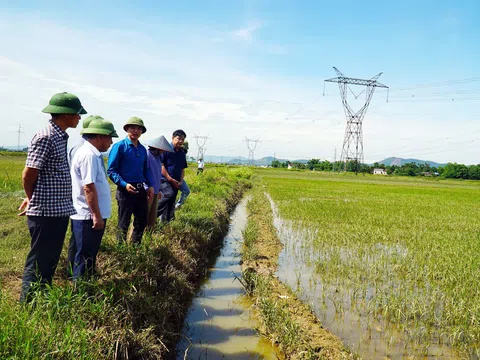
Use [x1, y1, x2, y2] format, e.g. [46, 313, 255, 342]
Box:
[0, 154, 253, 358]
[257, 168, 480, 356]
[2, 153, 480, 358]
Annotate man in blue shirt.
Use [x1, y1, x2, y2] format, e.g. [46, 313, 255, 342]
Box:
[107, 117, 154, 244]
[157, 129, 188, 222]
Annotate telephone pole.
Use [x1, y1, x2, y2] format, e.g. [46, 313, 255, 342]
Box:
[244, 138, 260, 166]
[324, 67, 388, 174]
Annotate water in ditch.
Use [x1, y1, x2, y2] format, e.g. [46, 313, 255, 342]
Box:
[176, 197, 282, 360]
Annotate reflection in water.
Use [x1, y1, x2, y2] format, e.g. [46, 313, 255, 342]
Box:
[176, 197, 282, 360]
[266, 193, 461, 360]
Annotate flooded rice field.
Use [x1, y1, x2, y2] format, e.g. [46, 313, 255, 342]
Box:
[266, 193, 464, 359]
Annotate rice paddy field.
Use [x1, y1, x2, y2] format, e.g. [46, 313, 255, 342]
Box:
[256, 168, 480, 358]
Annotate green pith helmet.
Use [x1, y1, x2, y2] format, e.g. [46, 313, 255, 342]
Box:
[81, 118, 118, 137]
[82, 115, 104, 129]
[42, 92, 87, 115]
[123, 116, 146, 133]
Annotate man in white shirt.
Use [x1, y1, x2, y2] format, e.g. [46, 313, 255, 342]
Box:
[70, 117, 118, 280]
[197, 158, 205, 175]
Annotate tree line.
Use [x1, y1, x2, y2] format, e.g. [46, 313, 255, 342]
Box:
[271, 159, 480, 180]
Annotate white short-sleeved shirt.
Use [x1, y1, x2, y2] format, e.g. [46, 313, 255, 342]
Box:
[70, 141, 112, 220]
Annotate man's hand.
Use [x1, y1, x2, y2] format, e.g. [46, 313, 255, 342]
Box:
[147, 187, 154, 203]
[92, 214, 105, 230]
[17, 198, 29, 216]
[126, 183, 139, 194]
[157, 192, 163, 200]
[170, 178, 180, 189]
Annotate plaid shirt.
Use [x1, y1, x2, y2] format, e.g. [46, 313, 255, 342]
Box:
[25, 120, 76, 217]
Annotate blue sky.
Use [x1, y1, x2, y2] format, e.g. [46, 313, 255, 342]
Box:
[1, 0, 479, 163]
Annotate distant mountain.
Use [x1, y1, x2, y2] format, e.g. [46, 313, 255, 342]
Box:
[378, 157, 446, 167]
[201, 155, 307, 166]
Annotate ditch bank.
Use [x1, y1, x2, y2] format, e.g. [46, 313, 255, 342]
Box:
[240, 188, 355, 360]
[175, 196, 282, 359]
[0, 168, 253, 359]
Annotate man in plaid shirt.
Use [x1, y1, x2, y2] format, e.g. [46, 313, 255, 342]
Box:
[18, 92, 87, 302]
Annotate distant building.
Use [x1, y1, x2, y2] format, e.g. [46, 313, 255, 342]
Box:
[373, 168, 387, 175]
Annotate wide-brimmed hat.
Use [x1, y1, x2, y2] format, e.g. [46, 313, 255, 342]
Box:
[82, 115, 103, 129]
[148, 136, 174, 152]
[81, 118, 118, 137]
[123, 116, 146, 133]
[42, 92, 87, 115]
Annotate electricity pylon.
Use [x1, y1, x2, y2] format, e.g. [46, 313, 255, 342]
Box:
[194, 135, 209, 161]
[17, 125, 25, 151]
[325, 67, 388, 173]
[244, 138, 260, 165]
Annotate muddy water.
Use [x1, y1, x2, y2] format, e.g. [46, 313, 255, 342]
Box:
[176, 197, 282, 360]
[266, 193, 462, 360]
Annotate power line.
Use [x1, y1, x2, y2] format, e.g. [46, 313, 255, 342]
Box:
[378, 76, 480, 93]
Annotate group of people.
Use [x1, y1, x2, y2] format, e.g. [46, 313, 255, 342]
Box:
[18, 92, 191, 302]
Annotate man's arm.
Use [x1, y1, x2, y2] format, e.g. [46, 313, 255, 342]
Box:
[19, 134, 50, 215]
[18, 167, 38, 216]
[107, 143, 127, 188]
[84, 183, 104, 229]
[162, 165, 179, 188]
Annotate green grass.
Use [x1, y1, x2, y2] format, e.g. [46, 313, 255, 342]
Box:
[0, 154, 253, 359]
[0, 155, 24, 193]
[256, 168, 480, 356]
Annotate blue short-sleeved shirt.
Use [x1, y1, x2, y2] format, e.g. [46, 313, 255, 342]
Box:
[160, 145, 187, 182]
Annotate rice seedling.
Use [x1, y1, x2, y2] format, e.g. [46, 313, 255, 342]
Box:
[256, 168, 480, 358]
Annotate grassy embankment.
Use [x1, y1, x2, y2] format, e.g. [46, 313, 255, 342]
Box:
[255, 168, 480, 357]
[240, 183, 355, 360]
[0, 153, 252, 359]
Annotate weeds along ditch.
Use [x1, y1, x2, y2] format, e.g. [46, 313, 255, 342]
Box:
[0, 154, 253, 359]
[240, 188, 355, 360]
[256, 168, 480, 358]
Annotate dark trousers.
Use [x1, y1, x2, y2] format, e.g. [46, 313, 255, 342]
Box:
[116, 185, 148, 244]
[20, 216, 69, 302]
[157, 181, 178, 222]
[67, 232, 76, 276]
[70, 219, 107, 280]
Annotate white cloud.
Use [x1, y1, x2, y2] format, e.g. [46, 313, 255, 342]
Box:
[0, 13, 478, 164]
[232, 20, 264, 41]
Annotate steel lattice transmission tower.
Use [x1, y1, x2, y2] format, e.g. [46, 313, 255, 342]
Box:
[17, 125, 25, 151]
[193, 135, 209, 161]
[325, 67, 388, 173]
[244, 138, 260, 165]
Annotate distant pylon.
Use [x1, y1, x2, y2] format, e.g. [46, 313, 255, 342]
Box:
[193, 135, 209, 161]
[244, 138, 260, 165]
[17, 125, 25, 151]
[324, 67, 388, 174]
